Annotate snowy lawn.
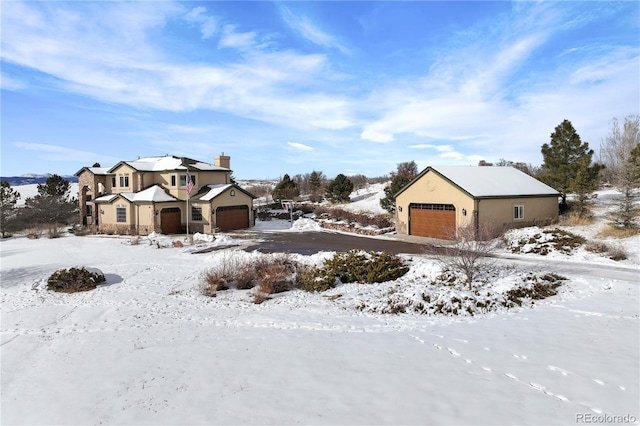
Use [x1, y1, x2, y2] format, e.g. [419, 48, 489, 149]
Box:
[1, 226, 638, 425]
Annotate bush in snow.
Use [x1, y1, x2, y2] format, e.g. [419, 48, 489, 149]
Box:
[323, 250, 410, 284]
[254, 253, 297, 294]
[355, 271, 567, 316]
[296, 265, 337, 293]
[200, 252, 258, 296]
[508, 228, 586, 255]
[47, 267, 105, 293]
[298, 250, 409, 293]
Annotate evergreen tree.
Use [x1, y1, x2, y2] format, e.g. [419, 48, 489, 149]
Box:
[324, 174, 354, 203]
[23, 175, 77, 236]
[380, 161, 418, 213]
[37, 174, 71, 198]
[0, 181, 21, 237]
[308, 170, 324, 202]
[540, 120, 603, 210]
[272, 174, 299, 201]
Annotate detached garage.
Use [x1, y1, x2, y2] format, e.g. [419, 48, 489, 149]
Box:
[194, 184, 256, 233]
[395, 166, 560, 240]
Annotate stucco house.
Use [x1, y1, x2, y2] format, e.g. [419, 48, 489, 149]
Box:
[75, 154, 256, 235]
[395, 166, 560, 240]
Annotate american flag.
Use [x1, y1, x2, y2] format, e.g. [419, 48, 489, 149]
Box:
[186, 174, 194, 195]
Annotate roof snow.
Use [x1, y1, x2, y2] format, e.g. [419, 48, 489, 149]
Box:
[122, 156, 227, 172]
[197, 184, 233, 201]
[120, 185, 177, 202]
[432, 166, 559, 198]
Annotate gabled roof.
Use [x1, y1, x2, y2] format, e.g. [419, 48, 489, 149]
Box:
[396, 166, 560, 199]
[196, 184, 257, 201]
[107, 155, 228, 173]
[74, 166, 112, 176]
[94, 185, 177, 203]
[120, 185, 178, 203]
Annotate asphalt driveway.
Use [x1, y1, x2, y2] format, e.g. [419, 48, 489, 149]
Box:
[243, 231, 432, 255]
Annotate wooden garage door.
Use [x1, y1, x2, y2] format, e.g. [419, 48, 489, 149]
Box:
[216, 205, 249, 231]
[160, 207, 181, 234]
[409, 203, 456, 239]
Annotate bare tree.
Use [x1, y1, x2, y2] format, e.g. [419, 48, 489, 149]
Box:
[436, 224, 499, 290]
[601, 116, 640, 229]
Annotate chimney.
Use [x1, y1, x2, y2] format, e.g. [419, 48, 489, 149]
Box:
[214, 152, 230, 169]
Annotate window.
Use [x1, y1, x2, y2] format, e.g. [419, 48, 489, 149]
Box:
[116, 207, 126, 223]
[119, 174, 129, 188]
[86, 205, 93, 216]
[86, 195, 92, 201]
[179, 174, 196, 187]
[111, 176, 116, 187]
[514, 205, 524, 220]
[191, 206, 203, 221]
[171, 175, 176, 186]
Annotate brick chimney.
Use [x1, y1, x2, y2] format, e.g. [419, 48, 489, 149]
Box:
[214, 153, 230, 169]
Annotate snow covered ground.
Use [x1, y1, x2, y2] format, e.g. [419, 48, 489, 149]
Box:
[1, 186, 639, 425]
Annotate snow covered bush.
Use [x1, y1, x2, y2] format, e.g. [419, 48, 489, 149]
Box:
[323, 250, 409, 284]
[296, 265, 337, 293]
[507, 228, 586, 255]
[47, 267, 105, 293]
[255, 253, 297, 294]
[354, 270, 567, 316]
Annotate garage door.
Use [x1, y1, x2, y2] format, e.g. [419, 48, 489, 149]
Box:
[161, 207, 181, 234]
[216, 205, 249, 231]
[409, 203, 456, 239]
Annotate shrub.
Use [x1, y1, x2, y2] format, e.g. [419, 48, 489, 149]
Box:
[323, 250, 409, 284]
[597, 226, 640, 239]
[255, 253, 297, 294]
[296, 265, 337, 292]
[47, 267, 105, 293]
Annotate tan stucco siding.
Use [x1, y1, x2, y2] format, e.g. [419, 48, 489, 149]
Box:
[110, 165, 136, 193]
[477, 197, 558, 229]
[395, 172, 474, 235]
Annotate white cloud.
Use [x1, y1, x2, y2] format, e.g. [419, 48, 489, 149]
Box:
[14, 142, 120, 165]
[219, 25, 257, 50]
[287, 142, 313, 151]
[183, 6, 217, 39]
[280, 6, 350, 54]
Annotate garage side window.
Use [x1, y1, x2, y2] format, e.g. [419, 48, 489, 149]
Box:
[514, 205, 524, 220]
[116, 207, 126, 223]
[191, 206, 203, 221]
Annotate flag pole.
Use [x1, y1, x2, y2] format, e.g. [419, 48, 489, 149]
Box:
[186, 165, 190, 237]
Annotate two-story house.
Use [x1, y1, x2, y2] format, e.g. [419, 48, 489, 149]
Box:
[75, 154, 256, 235]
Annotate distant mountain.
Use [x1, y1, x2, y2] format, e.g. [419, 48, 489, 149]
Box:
[1, 174, 79, 186]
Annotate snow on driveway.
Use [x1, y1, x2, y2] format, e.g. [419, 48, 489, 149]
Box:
[1, 232, 638, 425]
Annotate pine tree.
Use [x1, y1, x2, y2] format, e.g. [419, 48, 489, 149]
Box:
[308, 170, 324, 202]
[324, 174, 354, 203]
[272, 174, 299, 201]
[541, 120, 603, 211]
[24, 175, 77, 236]
[0, 181, 21, 237]
[380, 161, 418, 213]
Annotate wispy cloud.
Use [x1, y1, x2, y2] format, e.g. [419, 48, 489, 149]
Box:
[287, 142, 314, 151]
[280, 6, 350, 54]
[14, 142, 120, 165]
[183, 6, 217, 39]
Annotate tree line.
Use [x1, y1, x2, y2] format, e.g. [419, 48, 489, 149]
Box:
[377, 116, 639, 230]
[1, 174, 77, 238]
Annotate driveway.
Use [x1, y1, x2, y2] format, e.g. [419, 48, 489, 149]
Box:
[242, 231, 431, 255]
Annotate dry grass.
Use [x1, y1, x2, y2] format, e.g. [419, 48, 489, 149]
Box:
[597, 226, 640, 238]
[560, 213, 595, 226]
[255, 253, 297, 294]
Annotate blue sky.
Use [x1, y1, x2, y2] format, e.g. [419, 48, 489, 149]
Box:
[1, 1, 638, 179]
